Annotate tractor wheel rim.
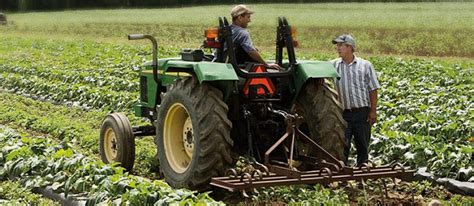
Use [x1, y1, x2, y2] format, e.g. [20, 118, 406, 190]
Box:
[164, 103, 193, 174]
[183, 117, 194, 158]
[104, 127, 118, 161]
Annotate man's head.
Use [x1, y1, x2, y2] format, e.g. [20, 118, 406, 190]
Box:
[332, 34, 356, 57]
[231, 4, 254, 28]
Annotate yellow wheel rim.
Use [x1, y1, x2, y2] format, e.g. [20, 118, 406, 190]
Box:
[164, 103, 194, 174]
[104, 127, 118, 162]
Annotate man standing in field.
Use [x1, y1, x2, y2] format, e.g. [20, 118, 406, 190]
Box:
[331, 34, 380, 167]
[229, 4, 281, 70]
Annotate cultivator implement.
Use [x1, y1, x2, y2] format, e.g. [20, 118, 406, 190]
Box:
[211, 110, 415, 194]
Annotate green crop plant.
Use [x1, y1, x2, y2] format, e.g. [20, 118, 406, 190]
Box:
[0, 126, 222, 205]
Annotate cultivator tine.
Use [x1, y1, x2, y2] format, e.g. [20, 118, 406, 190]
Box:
[391, 163, 405, 173]
[252, 188, 260, 195]
[252, 169, 264, 180]
[320, 160, 343, 173]
[381, 178, 389, 198]
[359, 162, 372, 172]
[319, 168, 333, 181]
[225, 168, 238, 178]
[255, 163, 270, 176]
[240, 173, 253, 185]
[241, 189, 250, 198]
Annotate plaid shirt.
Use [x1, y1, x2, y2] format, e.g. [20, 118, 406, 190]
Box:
[332, 56, 380, 110]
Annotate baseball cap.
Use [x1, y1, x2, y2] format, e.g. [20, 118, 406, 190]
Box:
[231, 4, 254, 18]
[332, 34, 356, 50]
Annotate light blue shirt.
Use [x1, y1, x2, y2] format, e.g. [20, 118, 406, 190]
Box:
[332, 56, 380, 110]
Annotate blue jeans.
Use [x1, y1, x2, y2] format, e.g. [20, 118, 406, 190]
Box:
[343, 107, 371, 167]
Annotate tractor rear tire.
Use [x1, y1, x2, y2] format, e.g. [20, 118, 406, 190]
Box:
[295, 79, 347, 161]
[156, 77, 233, 190]
[99, 113, 135, 171]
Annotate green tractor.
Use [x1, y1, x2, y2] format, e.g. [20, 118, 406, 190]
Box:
[99, 17, 412, 192]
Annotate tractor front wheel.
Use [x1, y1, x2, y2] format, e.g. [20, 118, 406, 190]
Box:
[156, 77, 233, 190]
[99, 113, 135, 171]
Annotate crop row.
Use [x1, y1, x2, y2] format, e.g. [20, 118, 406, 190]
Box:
[0, 92, 351, 204]
[0, 64, 140, 92]
[369, 58, 472, 180]
[6, 89, 470, 204]
[0, 126, 221, 205]
[0, 37, 181, 109]
[0, 72, 138, 110]
[0, 93, 350, 204]
[373, 57, 472, 140]
[0, 92, 158, 178]
[0, 38, 158, 111]
[2, 122, 472, 204]
[0, 68, 472, 202]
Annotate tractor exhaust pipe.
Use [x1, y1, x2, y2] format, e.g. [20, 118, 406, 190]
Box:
[128, 34, 165, 105]
[128, 34, 159, 84]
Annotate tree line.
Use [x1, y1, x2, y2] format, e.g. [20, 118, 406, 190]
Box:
[0, 0, 466, 11]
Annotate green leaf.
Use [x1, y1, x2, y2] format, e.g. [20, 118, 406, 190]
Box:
[51, 181, 64, 191]
[53, 148, 74, 159]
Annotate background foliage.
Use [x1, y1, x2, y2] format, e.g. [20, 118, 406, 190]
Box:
[0, 0, 471, 11]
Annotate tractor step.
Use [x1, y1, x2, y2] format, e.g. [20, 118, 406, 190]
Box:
[211, 164, 415, 192]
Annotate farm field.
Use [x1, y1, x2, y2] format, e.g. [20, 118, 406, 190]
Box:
[0, 2, 473, 205]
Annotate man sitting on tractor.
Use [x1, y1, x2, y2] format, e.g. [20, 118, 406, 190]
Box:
[228, 4, 282, 70]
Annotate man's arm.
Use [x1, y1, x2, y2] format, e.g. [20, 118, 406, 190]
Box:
[248, 50, 266, 64]
[248, 50, 282, 70]
[368, 89, 378, 125]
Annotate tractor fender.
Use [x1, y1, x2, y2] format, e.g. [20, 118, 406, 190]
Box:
[158, 58, 239, 102]
[192, 62, 239, 83]
[144, 58, 239, 83]
[138, 59, 239, 116]
[159, 58, 239, 83]
[293, 60, 340, 100]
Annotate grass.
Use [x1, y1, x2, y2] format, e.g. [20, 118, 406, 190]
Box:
[4, 3, 472, 29]
[1, 2, 473, 58]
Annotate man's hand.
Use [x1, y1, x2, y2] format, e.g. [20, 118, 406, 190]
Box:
[368, 90, 378, 126]
[267, 63, 284, 70]
[248, 51, 284, 71]
[368, 110, 377, 125]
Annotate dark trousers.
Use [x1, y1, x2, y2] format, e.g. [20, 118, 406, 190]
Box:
[343, 107, 371, 167]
